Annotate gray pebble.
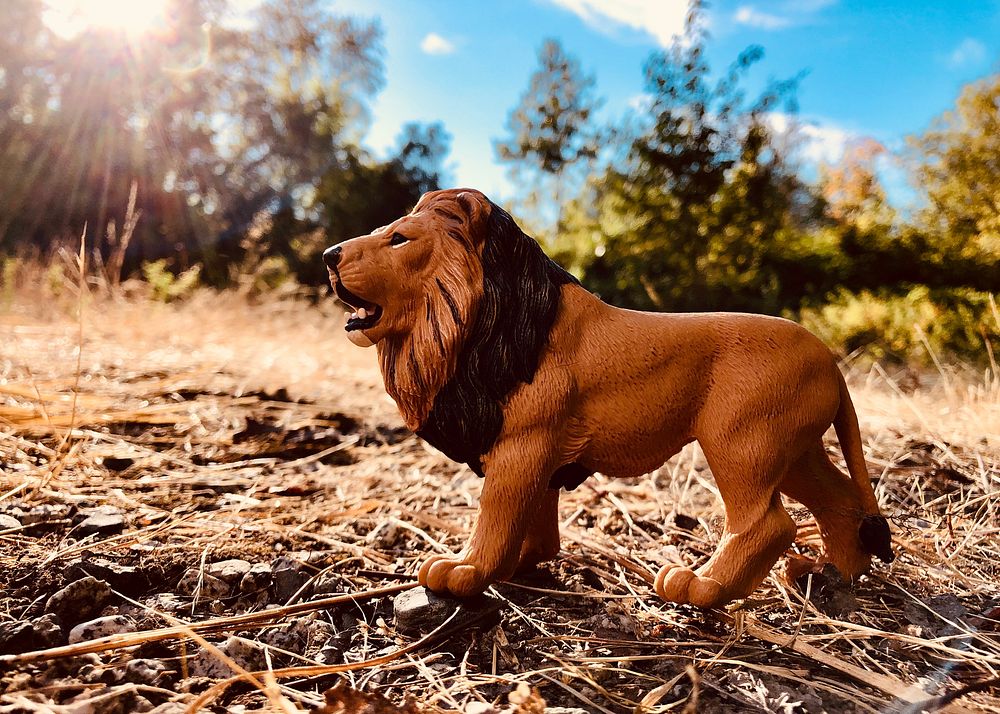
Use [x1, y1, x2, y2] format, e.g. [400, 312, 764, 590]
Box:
[76, 510, 126, 537]
[30, 613, 63, 648]
[206, 559, 252, 584]
[270, 556, 309, 602]
[188, 636, 263, 679]
[22, 503, 70, 525]
[177, 568, 230, 600]
[45, 576, 113, 624]
[68, 615, 136, 644]
[65, 557, 144, 595]
[239, 563, 272, 594]
[125, 657, 169, 685]
[261, 614, 335, 655]
[393, 587, 459, 635]
[0, 621, 35, 655]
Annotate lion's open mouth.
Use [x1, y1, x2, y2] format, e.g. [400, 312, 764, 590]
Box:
[335, 281, 383, 332]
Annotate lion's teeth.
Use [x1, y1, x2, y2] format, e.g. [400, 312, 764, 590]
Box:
[358, 308, 368, 319]
[344, 311, 350, 322]
[351, 312, 359, 320]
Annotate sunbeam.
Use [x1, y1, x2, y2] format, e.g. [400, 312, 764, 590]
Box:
[43, 0, 168, 39]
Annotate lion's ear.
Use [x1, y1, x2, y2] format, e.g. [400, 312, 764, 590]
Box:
[456, 191, 490, 240]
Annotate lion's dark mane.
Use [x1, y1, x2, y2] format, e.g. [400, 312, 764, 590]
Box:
[416, 201, 580, 483]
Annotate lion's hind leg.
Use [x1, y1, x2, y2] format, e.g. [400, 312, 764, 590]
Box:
[656, 493, 796, 607]
[515, 487, 561, 572]
[778, 442, 872, 583]
[656, 444, 797, 608]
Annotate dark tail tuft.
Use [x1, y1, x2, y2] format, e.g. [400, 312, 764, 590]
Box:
[859, 515, 894, 563]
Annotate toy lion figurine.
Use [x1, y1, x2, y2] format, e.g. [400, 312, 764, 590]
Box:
[323, 188, 893, 608]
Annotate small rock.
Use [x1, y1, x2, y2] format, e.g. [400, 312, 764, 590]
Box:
[271, 556, 309, 603]
[130, 540, 162, 553]
[0, 514, 21, 530]
[125, 658, 169, 685]
[76, 507, 126, 537]
[178, 568, 230, 600]
[0, 621, 35, 655]
[316, 644, 342, 665]
[30, 613, 64, 648]
[45, 576, 114, 624]
[68, 615, 135, 644]
[261, 614, 335, 655]
[148, 592, 188, 613]
[239, 563, 272, 595]
[393, 588, 459, 635]
[312, 570, 347, 596]
[21, 503, 72, 533]
[188, 636, 263, 679]
[206, 559, 252, 584]
[902, 593, 969, 637]
[22, 503, 71, 526]
[65, 558, 145, 595]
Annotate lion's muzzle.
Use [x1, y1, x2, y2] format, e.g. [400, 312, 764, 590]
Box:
[323, 244, 381, 348]
[322, 245, 341, 269]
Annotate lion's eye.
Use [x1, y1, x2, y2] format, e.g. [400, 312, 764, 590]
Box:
[389, 233, 409, 247]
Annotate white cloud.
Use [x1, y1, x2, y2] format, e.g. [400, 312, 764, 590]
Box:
[766, 113, 853, 164]
[420, 33, 456, 56]
[548, 0, 690, 47]
[732, 1, 837, 31]
[947, 38, 986, 68]
[799, 123, 853, 164]
[733, 6, 792, 30]
[627, 92, 654, 111]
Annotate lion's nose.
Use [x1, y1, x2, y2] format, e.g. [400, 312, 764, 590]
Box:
[322, 245, 342, 269]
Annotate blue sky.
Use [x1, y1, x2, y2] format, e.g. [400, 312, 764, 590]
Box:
[332, 0, 1000, 203]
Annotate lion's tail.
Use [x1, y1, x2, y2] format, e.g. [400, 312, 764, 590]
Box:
[833, 368, 895, 563]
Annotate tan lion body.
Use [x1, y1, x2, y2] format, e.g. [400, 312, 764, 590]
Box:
[324, 188, 891, 608]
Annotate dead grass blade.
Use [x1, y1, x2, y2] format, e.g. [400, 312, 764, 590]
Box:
[1, 582, 417, 666]
[187, 602, 496, 712]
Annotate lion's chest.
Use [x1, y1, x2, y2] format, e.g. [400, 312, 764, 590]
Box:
[570, 375, 700, 479]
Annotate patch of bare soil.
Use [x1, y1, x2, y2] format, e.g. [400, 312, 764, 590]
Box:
[1, 293, 999, 712]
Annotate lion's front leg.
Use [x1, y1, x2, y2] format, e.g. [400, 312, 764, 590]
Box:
[418, 452, 557, 596]
[418, 395, 567, 597]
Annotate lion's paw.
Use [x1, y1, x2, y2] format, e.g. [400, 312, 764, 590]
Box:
[515, 543, 560, 574]
[654, 564, 725, 608]
[781, 555, 825, 587]
[417, 554, 489, 597]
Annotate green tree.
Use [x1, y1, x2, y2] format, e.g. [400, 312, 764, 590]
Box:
[494, 39, 602, 239]
[0, 0, 384, 282]
[302, 122, 451, 285]
[909, 74, 1000, 261]
[576, 4, 810, 313]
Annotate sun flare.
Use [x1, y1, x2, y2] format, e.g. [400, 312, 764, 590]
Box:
[44, 0, 168, 39]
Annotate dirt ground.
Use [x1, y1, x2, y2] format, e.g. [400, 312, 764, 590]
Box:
[1, 289, 999, 713]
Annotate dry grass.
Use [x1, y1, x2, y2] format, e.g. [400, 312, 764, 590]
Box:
[1, 279, 999, 713]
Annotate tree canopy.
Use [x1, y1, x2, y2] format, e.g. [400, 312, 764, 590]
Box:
[0, 0, 448, 285]
[495, 4, 999, 359]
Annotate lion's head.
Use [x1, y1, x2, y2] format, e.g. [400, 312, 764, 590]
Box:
[324, 188, 577, 472]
